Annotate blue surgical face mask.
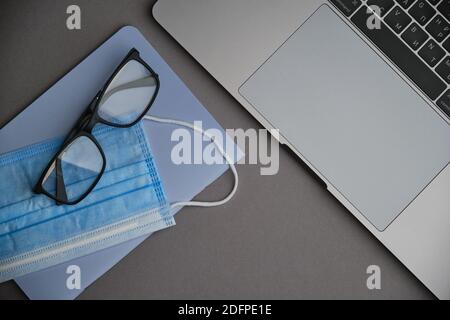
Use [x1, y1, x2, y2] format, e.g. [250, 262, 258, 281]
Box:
[0, 122, 174, 282]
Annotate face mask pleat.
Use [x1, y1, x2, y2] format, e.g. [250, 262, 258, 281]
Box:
[0, 175, 164, 259]
[0, 124, 151, 219]
[0, 146, 58, 210]
[0, 153, 150, 224]
[0, 164, 152, 228]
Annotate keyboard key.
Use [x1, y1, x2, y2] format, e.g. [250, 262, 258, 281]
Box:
[437, 0, 450, 21]
[330, 0, 362, 16]
[436, 56, 450, 83]
[396, 0, 416, 9]
[410, 0, 436, 25]
[367, 0, 395, 16]
[385, 6, 412, 33]
[418, 39, 445, 66]
[426, 15, 450, 42]
[402, 22, 429, 49]
[443, 36, 450, 51]
[428, 0, 440, 5]
[436, 90, 450, 117]
[351, 7, 446, 99]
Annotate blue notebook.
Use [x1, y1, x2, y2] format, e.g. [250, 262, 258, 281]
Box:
[0, 26, 242, 299]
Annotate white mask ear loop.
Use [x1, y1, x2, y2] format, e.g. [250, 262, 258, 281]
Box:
[143, 115, 239, 210]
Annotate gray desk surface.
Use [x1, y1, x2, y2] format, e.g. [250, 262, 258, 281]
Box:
[0, 0, 434, 300]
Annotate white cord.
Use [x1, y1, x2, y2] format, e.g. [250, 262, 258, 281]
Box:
[143, 115, 239, 210]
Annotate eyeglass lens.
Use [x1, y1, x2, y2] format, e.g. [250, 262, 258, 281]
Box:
[97, 60, 158, 126]
[41, 135, 104, 203]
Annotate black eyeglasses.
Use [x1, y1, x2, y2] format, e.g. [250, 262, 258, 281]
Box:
[34, 48, 160, 205]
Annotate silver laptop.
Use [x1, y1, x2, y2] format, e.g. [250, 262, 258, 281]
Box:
[154, 0, 450, 298]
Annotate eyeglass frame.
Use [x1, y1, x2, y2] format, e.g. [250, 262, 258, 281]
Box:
[33, 48, 160, 205]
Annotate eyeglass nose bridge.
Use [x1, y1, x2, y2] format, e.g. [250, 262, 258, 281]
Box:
[79, 91, 103, 133]
[83, 113, 99, 133]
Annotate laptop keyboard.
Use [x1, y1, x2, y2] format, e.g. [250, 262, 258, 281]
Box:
[329, 0, 450, 118]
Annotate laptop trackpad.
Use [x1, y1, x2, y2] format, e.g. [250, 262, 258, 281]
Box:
[239, 5, 450, 231]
